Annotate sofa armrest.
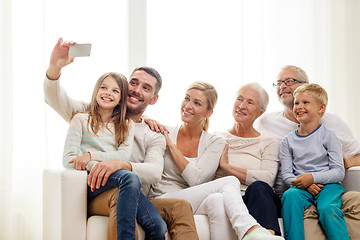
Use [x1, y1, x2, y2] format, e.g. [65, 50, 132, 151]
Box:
[43, 169, 88, 240]
[342, 166, 360, 192]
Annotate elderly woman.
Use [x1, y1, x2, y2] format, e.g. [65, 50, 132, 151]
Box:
[215, 82, 282, 236]
[146, 81, 284, 240]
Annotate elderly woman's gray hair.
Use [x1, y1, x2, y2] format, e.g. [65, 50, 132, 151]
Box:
[237, 83, 269, 111]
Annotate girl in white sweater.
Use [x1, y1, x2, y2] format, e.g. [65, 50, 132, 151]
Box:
[63, 72, 166, 240]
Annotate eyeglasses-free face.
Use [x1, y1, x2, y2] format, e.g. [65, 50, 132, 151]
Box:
[272, 78, 307, 88]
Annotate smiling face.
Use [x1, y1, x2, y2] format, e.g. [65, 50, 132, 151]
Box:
[127, 70, 159, 117]
[233, 87, 264, 125]
[96, 76, 121, 111]
[293, 90, 325, 124]
[276, 67, 306, 108]
[181, 89, 213, 125]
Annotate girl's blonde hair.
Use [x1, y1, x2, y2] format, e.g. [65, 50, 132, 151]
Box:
[87, 72, 130, 146]
[186, 81, 218, 131]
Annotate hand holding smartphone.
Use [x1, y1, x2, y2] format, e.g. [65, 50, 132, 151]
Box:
[68, 43, 92, 57]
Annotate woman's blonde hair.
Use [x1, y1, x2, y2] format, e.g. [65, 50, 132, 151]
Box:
[86, 72, 130, 146]
[186, 81, 218, 131]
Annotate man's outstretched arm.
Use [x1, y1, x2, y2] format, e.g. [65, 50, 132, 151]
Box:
[44, 38, 88, 122]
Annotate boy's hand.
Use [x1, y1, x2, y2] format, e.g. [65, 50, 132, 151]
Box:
[306, 183, 324, 196]
[291, 173, 313, 189]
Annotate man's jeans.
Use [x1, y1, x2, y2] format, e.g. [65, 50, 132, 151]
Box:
[88, 170, 166, 240]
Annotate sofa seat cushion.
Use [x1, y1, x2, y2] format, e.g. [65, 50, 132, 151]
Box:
[194, 215, 210, 240]
[87, 215, 171, 240]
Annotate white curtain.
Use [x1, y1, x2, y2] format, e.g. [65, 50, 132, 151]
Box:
[1, 0, 128, 239]
[145, 0, 360, 136]
[1, 0, 359, 239]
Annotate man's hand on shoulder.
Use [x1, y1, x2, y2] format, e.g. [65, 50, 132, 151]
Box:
[87, 160, 132, 191]
[143, 117, 169, 134]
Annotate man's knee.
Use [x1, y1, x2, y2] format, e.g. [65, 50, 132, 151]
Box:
[341, 191, 360, 210]
[303, 205, 318, 220]
[108, 188, 119, 208]
[172, 198, 193, 213]
[88, 188, 119, 216]
[151, 198, 192, 212]
[341, 191, 360, 220]
[150, 198, 194, 223]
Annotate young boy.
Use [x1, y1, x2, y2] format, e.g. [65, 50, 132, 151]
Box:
[279, 83, 349, 240]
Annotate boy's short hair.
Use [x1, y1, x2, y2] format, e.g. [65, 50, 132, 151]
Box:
[294, 83, 328, 116]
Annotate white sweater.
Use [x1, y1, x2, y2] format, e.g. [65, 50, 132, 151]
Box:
[63, 113, 135, 170]
[215, 131, 279, 194]
[148, 125, 226, 198]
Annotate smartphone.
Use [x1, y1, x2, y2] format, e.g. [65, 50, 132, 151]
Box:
[68, 43, 92, 57]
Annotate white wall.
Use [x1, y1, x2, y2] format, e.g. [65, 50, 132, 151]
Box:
[145, 0, 360, 139]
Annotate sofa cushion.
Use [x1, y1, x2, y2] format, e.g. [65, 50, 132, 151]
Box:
[342, 166, 360, 192]
[194, 215, 210, 240]
[87, 215, 171, 240]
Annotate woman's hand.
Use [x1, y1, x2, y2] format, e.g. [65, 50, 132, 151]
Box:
[164, 131, 174, 148]
[291, 173, 313, 189]
[69, 152, 91, 170]
[144, 117, 168, 134]
[306, 183, 323, 196]
[219, 144, 229, 169]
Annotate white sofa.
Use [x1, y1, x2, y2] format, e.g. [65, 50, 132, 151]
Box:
[43, 167, 360, 240]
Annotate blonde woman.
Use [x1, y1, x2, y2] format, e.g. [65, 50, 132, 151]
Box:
[146, 81, 284, 240]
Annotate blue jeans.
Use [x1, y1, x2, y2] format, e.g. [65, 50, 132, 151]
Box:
[282, 183, 349, 240]
[88, 170, 166, 240]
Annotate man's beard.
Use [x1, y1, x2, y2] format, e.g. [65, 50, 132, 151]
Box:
[127, 106, 144, 116]
[279, 96, 294, 109]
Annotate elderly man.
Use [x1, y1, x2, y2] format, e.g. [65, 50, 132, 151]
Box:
[256, 65, 360, 240]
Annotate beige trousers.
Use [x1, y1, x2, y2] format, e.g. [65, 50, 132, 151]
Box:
[88, 188, 199, 240]
[303, 191, 360, 240]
